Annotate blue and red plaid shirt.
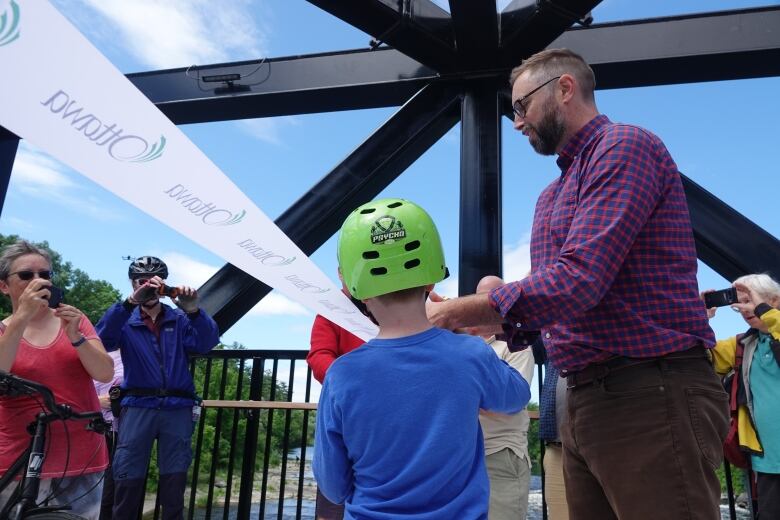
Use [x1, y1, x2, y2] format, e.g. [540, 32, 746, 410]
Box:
[490, 115, 715, 372]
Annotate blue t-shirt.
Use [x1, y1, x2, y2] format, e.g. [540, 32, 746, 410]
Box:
[313, 327, 531, 519]
[750, 332, 780, 473]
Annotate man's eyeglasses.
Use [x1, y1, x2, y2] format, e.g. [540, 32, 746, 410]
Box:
[8, 270, 53, 281]
[512, 75, 561, 119]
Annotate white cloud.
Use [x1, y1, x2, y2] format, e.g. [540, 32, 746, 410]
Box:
[235, 117, 300, 146]
[10, 145, 124, 221]
[75, 0, 270, 70]
[12, 147, 75, 191]
[248, 292, 311, 317]
[503, 235, 532, 283]
[160, 252, 219, 288]
[160, 252, 310, 317]
[435, 276, 460, 299]
[435, 234, 532, 297]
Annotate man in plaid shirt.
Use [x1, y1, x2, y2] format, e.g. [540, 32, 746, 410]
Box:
[429, 49, 728, 519]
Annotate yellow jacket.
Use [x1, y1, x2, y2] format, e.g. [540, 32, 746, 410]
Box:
[711, 304, 780, 456]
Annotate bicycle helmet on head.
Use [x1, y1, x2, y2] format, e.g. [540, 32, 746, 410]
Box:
[128, 256, 168, 280]
[338, 198, 447, 300]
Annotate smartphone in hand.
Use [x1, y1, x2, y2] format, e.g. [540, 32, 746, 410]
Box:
[47, 286, 64, 308]
[703, 288, 738, 308]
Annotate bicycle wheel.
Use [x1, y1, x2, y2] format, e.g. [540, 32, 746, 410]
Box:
[23, 513, 86, 519]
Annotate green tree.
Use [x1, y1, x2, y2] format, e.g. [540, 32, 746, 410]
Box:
[0, 234, 122, 323]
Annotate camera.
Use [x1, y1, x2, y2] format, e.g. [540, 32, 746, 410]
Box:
[704, 287, 739, 308]
[157, 284, 180, 298]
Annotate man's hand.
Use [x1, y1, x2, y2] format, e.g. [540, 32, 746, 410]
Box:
[174, 286, 199, 313]
[426, 291, 454, 330]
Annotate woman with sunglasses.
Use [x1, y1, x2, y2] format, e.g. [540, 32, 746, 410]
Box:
[0, 239, 114, 519]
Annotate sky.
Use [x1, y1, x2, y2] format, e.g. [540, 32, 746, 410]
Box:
[1, 0, 778, 403]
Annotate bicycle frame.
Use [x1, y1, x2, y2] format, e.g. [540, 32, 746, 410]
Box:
[0, 371, 108, 519]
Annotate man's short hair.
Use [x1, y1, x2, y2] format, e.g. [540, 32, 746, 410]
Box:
[509, 48, 596, 103]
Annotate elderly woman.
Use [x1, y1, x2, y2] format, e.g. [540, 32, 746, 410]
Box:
[0, 240, 114, 519]
[709, 273, 780, 518]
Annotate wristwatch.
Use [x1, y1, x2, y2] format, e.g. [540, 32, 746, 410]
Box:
[71, 335, 87, 348]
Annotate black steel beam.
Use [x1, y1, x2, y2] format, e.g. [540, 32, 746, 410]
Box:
[127, 48, 438, 125]
[449, 0, 499, 69]
[459, 79, 502, 296]
[0, 126, 19, 217]
[305, 0, 457, 73]
[552, 6, 780, 89]
[198, 83, 462, 332]
[499, 0, 602, 68]
[683, 175, 780, 284]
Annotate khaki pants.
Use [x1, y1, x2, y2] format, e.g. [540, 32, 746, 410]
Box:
[485, 448, 531, 520]
[543, 444, 569, 520]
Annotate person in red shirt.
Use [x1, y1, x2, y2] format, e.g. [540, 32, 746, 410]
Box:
[307, 270, 366, 519]
[0, 240, 114, 519]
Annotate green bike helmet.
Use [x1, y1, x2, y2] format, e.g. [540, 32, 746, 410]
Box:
[338, 198, 448, 300]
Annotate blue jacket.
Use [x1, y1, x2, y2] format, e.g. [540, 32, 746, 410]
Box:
[96, 301, 220, 409]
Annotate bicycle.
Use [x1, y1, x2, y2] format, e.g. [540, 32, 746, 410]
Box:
[0, 370, 109, 519]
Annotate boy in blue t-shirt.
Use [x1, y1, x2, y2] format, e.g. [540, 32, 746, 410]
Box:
[314, 198, 531, 519]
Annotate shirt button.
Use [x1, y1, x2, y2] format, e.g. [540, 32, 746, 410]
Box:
[545, 332, 551, 339]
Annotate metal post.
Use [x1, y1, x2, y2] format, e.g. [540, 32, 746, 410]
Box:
[237, 358, 264, 518]
[0, 126, 20, 217]
[459, 79, 502, 295]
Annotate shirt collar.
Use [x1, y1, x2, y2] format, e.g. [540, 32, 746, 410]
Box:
[556, 114, 611, 173]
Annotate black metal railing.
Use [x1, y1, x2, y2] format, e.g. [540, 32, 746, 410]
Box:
[134, 349, 747, 520]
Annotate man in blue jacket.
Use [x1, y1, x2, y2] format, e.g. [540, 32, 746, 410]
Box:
[96, 256, 219, 520]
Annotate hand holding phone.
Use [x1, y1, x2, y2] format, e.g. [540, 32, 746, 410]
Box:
[703, 287, 738, 309]
[47, 286, 64, 309]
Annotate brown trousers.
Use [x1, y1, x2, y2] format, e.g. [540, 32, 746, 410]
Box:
[561, 354, 729, 520]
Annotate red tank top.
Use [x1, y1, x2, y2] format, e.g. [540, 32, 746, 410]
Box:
[0, 316, 108, 478]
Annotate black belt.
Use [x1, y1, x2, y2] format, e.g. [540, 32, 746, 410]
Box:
[121, 388, 195, 399]
[565, 345, 709, 390]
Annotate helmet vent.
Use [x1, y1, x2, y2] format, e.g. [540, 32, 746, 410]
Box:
[362, 251, 379, 259]
[360, 208, 376, 214]
[404, 259, 420, 269]
[404, 240, 420, 251]
[370, 267, 387, 276]
[387, 201, 402, 208]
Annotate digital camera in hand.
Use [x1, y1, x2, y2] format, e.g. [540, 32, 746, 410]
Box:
[157, 284, 180, 299]
[704, 287, 739, 308]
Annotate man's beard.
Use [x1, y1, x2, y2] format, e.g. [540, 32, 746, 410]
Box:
[526, 99, 565, 156]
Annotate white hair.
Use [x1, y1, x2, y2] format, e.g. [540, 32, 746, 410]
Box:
[733, 273, 780, 302]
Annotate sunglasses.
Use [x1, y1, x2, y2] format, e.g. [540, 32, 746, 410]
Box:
[8, 270, 53, 281]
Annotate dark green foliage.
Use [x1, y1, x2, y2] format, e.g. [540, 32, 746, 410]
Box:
[527, 402, 541, 475]
[145, 344, 316, 493]
[0, 234, 122, 323]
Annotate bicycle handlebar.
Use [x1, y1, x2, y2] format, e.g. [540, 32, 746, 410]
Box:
[0, 370, 105, 423]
